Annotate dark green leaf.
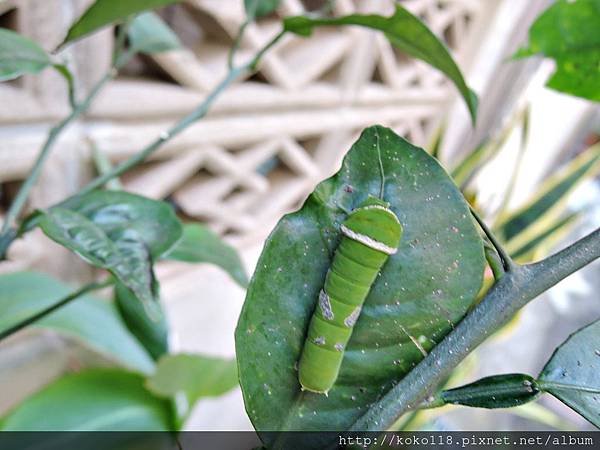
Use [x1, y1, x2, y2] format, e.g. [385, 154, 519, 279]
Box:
[0, 271, 154, 374]
[39, 191, 182, 317]
[497, 144, 600, 241]
[128, 12, 181, 54]
[62, 0, 181, 46]
[538, 319, 600, 428]
[236, 126, 485, 441]
[115, 282, 169, 361]
[283, 5, 477, 123]
[441, 373, 541, 409]
[514, 0, 600, 101]
[58, 190, 182, 258]
[0, 369, 172, 430]
[163, 223, 248, 288]
[38, 208, 160, 318]
[146, 354, 238, 421]
[244, 0, 281, 20]
[0, 28, 52, 81]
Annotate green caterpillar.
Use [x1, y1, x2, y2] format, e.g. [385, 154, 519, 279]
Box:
[298, 195, 403, 394]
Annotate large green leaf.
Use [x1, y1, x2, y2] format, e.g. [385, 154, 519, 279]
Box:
[538, 320, 600, 428]
[146, 354, 238, 422]
[115, 282, 169, 361]
[163, 223, 248, 288]
[62, 0, 181, 46]
[236, 126, 485, 442]
[496, 143, 600, 242]
[0, 28, 52, 81]
[0, 272, 154, 374]
[39, 191, 182, 317]
[0, 369, 172, 430]
[128, 12, 181, 54]
[515, 0, 600, 101]
[284, 5, 478, 123]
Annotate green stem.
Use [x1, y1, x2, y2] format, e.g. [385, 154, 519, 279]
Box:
[91, 144, 123, 190]
[350, 227, 600, 431]
[0, 73, 112, 235]
[228, 20, 249, 69]
[0, 279, 113, 342]
[0, 23, 133, 255]
[470, 206, 515, 271]
[72, 30, 285, 198]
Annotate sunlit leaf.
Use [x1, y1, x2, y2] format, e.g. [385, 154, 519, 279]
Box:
[515, 0, 600, 101]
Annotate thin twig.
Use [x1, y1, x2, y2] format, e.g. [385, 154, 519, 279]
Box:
[470, 206, 516, 271]
[0, 22, 133, 252]
[72, 30, 286, 198]
[0, 279, 113, 342]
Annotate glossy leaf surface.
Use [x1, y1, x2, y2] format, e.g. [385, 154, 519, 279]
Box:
[236, 126, 485, 442]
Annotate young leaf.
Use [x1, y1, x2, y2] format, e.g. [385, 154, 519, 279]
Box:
[0, 369, 172, 430]
[0, 28, 52, 81]
[38, 191, 182, 317]
[163, 223, 248, 288]
[440, 373, 541, 409]
[514, 0, 600, 101]
[38, 208, 160, 318]
[236, 126, 485, 444]
[57, 190, 182, 258]
[128, 12, 181, 54]
[115, 282, 169, 361]
[62, 0, 181, 46]
[0, 272, 154, 374]
[496, 143, 600, 242]
[283, 4, 478, 123]
[244, 0, 281, 20]
[146, 354, 238, 421]
[538, 320, 600, 428]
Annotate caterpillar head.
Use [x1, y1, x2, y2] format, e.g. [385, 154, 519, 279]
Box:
[343, 196, 403, 254]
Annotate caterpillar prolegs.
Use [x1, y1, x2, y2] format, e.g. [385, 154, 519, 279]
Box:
[298, 195, 403, 394]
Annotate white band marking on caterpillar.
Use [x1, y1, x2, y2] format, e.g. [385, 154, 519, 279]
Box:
[340, 224, 398, 255]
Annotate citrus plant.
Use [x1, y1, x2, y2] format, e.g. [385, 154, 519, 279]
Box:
[0, 0, 598, 445]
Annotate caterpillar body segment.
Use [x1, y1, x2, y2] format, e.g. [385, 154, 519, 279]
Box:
[298, 196, 403, 394]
